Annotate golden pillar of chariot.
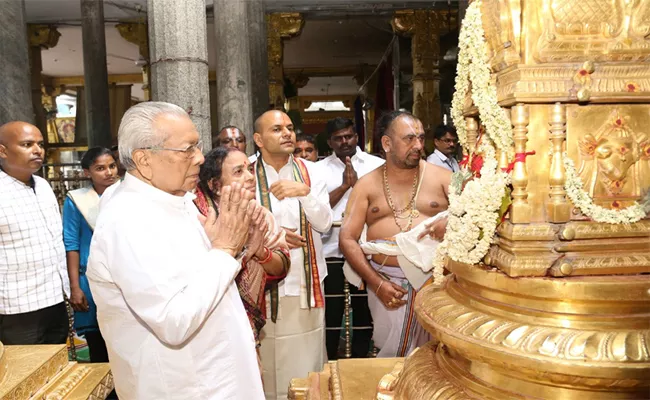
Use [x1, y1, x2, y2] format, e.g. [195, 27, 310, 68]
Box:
[289, 0, 650, 398]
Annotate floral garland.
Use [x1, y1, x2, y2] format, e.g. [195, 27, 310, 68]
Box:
[427, 0, 510, 285]
[450, 0, 513, 155]
[563, 153, 646, 223]
[430, 0, 647, 285]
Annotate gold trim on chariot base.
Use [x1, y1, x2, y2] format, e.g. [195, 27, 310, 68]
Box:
[496, 221, 558, 241]
[414, 285, 650, 386]
[447, 260, 650, 309]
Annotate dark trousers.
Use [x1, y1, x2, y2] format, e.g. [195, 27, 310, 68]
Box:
[324, 258, 373, 359]
[0, 302, 68, 345]
[84, 330, 110, 363]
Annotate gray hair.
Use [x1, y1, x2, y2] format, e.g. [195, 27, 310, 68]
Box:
[118, 101, 188, 170]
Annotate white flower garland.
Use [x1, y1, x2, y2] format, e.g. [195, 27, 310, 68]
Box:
[563, 153, 646, 223]
[428, 0, 510, 285]
[429, 0, 646, 285]
[450, 0, 513, 155]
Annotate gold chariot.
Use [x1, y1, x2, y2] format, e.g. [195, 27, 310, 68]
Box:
[289, 0, 650, 398]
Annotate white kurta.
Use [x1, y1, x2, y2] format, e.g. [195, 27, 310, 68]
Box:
[87, 173, 263, 400]
[255, 156, 332, 400]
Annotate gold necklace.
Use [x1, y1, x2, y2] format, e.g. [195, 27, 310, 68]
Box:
[383, 165, 420, 232]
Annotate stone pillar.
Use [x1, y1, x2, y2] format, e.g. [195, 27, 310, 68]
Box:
[116, 23, 150, 101]
[80, 0, 112, 148]
[214, 0, 254, 153]
[392, 10, 443, 152]
[0, 0, 33, 124]
[28, 25, 61, 141]
[247, 0, 269, 119]
[148, 0, 211, 148]
[267, 13, 304, 109]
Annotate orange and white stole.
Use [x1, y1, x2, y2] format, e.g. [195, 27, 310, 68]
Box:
[255, 157, 325, 320]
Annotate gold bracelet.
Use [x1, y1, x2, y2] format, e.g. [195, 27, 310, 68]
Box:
[375, 279, 386, 294]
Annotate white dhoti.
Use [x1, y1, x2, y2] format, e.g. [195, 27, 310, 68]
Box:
[259, 296, 325, 400]
[344, 212, 448, 358]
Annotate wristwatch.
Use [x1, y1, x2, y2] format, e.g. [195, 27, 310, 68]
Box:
[234, 246, 248, 263]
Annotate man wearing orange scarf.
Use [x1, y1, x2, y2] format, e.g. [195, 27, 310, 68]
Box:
[253, 110, 332, 400]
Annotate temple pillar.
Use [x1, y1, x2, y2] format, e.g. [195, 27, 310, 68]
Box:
[0, 0, 33, 124]
[247, 0, 269, 119]
[267, 13, 304, 109]
[214, 0, 254, 153]
[27, 25, 60, 143]
[116, 22, 150, 101]
[80, 0, 112, 148]
[148, 0, 211, 148]
[392, 10, 443, 152]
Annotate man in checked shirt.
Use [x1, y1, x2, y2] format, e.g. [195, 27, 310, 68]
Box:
[0, 121, 70, 345]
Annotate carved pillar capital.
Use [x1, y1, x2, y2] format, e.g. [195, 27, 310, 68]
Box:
[116, 22, 149, 60]
[116, 22, 150, 100]
[28, 25, 61, 49]
[287, 75, 310, 89]
[393, 10, 446, 144]
[267, 13, 304, 108]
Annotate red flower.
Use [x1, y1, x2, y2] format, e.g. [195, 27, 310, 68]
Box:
[611, 200, 621, 209]
[625, 82, 639, 92]
[615, 118, 623, 126]
[578, 69, 588, 76]
[471, 155, 484, 177]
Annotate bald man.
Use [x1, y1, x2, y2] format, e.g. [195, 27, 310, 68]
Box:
[253, 110, 332, 400]
[0, 122, 70, 345]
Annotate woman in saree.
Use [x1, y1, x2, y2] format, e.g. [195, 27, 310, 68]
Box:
[194, 147, 290, 349]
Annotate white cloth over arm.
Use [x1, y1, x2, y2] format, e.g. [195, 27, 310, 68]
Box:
[344, 211, 449, 290]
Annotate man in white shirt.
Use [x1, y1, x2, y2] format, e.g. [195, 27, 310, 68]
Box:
[426, 125, 460, 172]
[316, 117, 384, 359]
[0, 121, 70, 345]
[87, 102, 265, 400]
[252, 110, 333, 400]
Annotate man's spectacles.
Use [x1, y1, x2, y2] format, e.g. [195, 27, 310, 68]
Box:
[141, 141, 204, 158]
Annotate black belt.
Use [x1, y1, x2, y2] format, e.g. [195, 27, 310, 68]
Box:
[326, 257, 345, 262]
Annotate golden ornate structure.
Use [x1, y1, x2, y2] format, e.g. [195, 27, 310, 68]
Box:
[28, 25, 61, 145]
[267, 13, 304, 108]
[392, 10, 458, 151]
[0, 343, 113, 400]
[115, 22, 150, 100]
[289, 0, 650, 398]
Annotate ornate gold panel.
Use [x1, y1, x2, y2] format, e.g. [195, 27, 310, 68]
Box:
[566, 104, 650, 212]
[534, 0, 650, 62]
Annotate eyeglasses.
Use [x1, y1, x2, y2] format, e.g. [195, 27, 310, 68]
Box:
[141, 140, 204, 159]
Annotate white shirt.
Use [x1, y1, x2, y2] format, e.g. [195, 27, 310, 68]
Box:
[98, 180, 120, 210]
[0, 169, 69, 314]
[255, 156, 332, 305]
[427, 149, 460, 172]
[87, 173, 263, 400]
[316, 148, 385, 258]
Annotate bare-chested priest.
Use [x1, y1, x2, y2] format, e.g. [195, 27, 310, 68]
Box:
[340, 110, 451, 358]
